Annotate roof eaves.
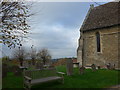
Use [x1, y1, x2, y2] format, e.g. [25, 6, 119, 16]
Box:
[83, 24, 120, 33]
[80, 4, 94, 32]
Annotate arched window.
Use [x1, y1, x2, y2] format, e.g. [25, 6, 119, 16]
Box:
[96, 32, 101, 52]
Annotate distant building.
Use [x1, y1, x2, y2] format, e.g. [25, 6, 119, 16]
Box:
[77, 2, 120, 69]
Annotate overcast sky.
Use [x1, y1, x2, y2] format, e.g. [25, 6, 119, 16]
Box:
[2, 2, 108, 59]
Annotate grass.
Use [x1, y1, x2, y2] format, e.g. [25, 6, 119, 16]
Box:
[2, 72, 23, 88]
[2, 65, 120, 89]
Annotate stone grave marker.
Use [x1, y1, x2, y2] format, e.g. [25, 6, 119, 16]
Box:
[106, 63, 112, 70]
[91, 64, 96, 71]
[79, 66, 85, 75]
[112, 64, 115, 70]
[97, 66, 101, 69]
[107, 63, 115, 70]
[66, 59, 73, 76]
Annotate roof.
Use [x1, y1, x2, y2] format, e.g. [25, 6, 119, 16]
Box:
[81, 2, 120, 32]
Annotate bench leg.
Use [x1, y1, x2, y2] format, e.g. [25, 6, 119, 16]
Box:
[59, 79, 64, 84]
[28, 85, 31, 90]
[23, 83, 26, 89]
[23, 83, 28, 90]
[23, 84, 30, 90]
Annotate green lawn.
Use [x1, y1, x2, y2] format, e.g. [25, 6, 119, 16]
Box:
[2, 65, 120, 89]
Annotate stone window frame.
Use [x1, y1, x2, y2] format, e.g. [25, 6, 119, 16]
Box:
[96, 32, 102, 53]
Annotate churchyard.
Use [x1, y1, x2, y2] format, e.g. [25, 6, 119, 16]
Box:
[2, 59, 120, 89]
[1, 1, 120, 89]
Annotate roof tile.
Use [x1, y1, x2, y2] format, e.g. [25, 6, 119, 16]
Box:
[81, 2, 120, 32]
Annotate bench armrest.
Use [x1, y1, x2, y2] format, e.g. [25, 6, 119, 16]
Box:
[57, 72, 65, 75]
[57, 72, 65, 78]
[24, 76, 32, 80]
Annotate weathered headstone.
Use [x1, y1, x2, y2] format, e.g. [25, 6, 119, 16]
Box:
[106, 63, 111, 70]
[2, 63, 8, 78]
[97, 66, 101, 69]
[107, 63, 115, 70]
[66, 59, 73, 76]
[79, 66, 85, 75]
[91, 64, 96, 71]
[112, 64, 115, 70]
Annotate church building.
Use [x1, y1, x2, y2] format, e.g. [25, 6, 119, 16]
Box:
[77, 2, 120, 69]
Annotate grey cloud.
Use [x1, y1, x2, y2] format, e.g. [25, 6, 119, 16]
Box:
[4, 2, 104, 58]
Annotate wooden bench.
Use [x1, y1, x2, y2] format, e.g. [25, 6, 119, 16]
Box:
[23, 68, 65, 89]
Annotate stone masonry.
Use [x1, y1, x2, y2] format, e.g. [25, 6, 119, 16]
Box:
[78, 26, 119, 69]
[77, 2, 120, 69]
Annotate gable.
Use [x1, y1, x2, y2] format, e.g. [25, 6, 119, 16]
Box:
[81, 2, 120, 32]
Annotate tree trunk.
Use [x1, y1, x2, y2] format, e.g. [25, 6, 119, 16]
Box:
[19, 59, 23, 66]
[43, 59, 46, 65]
[32, 59, 35, 65]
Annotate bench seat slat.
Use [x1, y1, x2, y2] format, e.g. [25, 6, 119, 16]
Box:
[31, 76, 63, 84]
[23, 68, 64, 89]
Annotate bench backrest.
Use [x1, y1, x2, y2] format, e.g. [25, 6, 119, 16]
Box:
[24, 68, 57, 79]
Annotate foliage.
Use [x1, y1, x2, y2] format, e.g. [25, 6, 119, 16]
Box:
[0, 1, 31, 48]
[2, 56, 9, 63]
[10, 59, 20, 66]
[12, 47, 27, 66]
[28, 45, 37, 65]
[37, 48, 51, 65]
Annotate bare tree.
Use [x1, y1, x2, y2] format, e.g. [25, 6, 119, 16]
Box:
[12, 47, 27, 66]
[29, 45, 37, 65]
[0, 1, 32, 48]
[37, 48, 51, 65]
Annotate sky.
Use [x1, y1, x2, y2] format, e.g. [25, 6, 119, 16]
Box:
[2, 2, 109, 59]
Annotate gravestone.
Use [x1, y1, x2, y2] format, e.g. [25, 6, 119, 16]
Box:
[97, 66, 101, 69]
[66, 59, 73, 76]
[112, 64, 115, 70]
[107, 63, 115, 70]
[2, 63, 8, 78]
[106, 63, 111, 70]
[12, 66, 22, 76]
[91, 64, 96, 71]
[79, 66, 85, 75]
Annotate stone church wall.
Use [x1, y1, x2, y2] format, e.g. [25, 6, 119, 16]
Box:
[78, 26, 119, 69]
